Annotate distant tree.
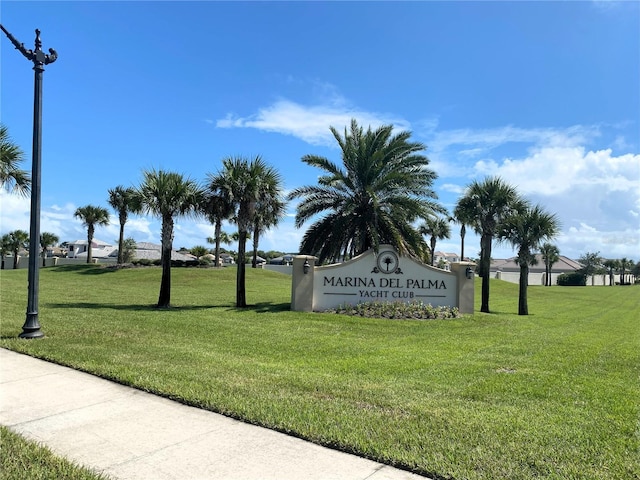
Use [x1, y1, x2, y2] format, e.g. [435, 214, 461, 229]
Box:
[602, 258, 619, 287]
[121, 237, 137, 263]
[288, 119, 443, 264]
[202, 183, 235, 269]
[133, 169, 204, 308]
[0, 124, 30, 196]
[0, 234, 10, 269]
[419, 216, 451, 266]
[39, 232, 59, 267]
[540, 242, 560, 286]
[108, 185, 137, 264]
[498, 204, 560, 315]
[6, 229, 29, 269]
[251, 192, 286, 268]
[577, 252, 603, 282]
[618, 257, 635, 285]
[631, 260, 640, 284]
[190, 245, 208, 258]
[74, 205, 110, 263]
[454, 177, 526, 313]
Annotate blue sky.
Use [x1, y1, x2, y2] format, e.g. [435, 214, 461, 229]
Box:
[2, 1, 639, 261]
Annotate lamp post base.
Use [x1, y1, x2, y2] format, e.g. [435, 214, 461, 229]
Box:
[19, 314, 44, 339]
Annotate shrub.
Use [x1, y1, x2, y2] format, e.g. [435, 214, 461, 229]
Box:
[137, 258, 152, 267]
[327, 301, 461, 320]
[557, 272, 587, 286]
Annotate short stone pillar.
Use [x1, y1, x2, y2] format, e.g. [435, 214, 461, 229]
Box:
[291, 255, 317, 312]
[450, 262, 476, 314]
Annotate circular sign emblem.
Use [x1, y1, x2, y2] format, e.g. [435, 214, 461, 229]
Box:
[376, 251, 399, 274]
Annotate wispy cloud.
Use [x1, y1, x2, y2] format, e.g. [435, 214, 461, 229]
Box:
[217, 99, 410, 147]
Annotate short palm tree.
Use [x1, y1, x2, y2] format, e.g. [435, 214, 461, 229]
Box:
[6, 230, 29, 269]
[202, 181, 236, 268]
[454, 177, 526, 313]
[251, 195, 286, 268]
[209, 156, 283, 307]
[288, 119, 444, 264]
[133, 169, 203, 308]
[40, 232, 59, 267]
[602, 259, 619, 286]
[419, 216, 452, 266]
[540, 242, 560, 286]
[74, 205, 110, 263]
[0, 124, 30, 196]
[108, 186, 137, 264]
[618, 257, 634, 285]
[498, 204, 560, 315]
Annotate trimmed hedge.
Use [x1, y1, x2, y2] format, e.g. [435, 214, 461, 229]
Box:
[557, 272, 587, 286]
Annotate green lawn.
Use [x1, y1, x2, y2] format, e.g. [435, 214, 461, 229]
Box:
[1, 265, 638, 479]
[0, 426, 110, 480]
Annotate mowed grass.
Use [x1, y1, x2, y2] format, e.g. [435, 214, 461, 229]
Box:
[0, 426, 110, 480]
[1, 265, 638, 479]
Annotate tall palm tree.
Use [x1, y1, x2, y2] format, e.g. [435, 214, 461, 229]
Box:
[6, 230, 29, 269]
[210, 156, 283, 307]
[419, 216, 452, 266]
[108, 186, 137, 264]
[74, 205, 110, 263]
[0, 124, 30, 196]
[133, 169, 203, 308]
[498, 204, 560, 315]
[40, 232, 59, 267]
[454, 177, 526, 313]
[540, 242, 560, 286]
[251, 195, 286, 268]
[202, 181, 235, 268]
[287, 119, 444, 264]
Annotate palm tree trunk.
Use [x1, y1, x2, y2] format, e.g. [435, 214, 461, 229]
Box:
[214, 220, 222, 268]
[236, 229, 247, 307]
[158, 216, 173, 308]
[430, 238, 436, 266]
[87, 225, 94, 263]
[480, 233, 492, 313]
[519, 264, 529, 315]
[252, 229, 259, 268]
[460, 225, 465, 261]
[117, 222, 125, 264]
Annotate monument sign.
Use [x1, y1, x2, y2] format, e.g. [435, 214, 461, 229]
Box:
[291, 245, 475, 314]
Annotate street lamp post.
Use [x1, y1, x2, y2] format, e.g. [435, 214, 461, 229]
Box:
[1, 25, 57, 338]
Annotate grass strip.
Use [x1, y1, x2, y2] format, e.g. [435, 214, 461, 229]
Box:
[1, 265, 638, 479]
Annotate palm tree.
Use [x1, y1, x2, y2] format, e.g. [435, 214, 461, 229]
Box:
[287, 119, 444, 264]
[40, 232, 59, 267]
[0, 124, 30, 196]
[133, 169, 203, 308]
[108, 186, 137, 264]
[206, 232, 232, 267]
[619, 257, 634, 285]
[540, 242, 560, 286]
[419, 216, 451, 266]
[1, 234, 10, 269]
[202, 180, 235, 269]
[454, 177, 526, 313]
[74, 205, 110, 263]
[6, 230, 29, 269]
[498, 204, 560, 315]
[602, 258, 619, 287]
[251, 194, 286, 268]
[210, 156, 283, 307]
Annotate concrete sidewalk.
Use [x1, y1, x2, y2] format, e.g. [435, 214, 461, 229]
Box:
[0, 349, 428, 480]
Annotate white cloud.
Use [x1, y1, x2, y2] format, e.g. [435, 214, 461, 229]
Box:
[217, 99, 411, 147]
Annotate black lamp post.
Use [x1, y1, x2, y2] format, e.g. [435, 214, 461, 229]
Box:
[1, 25, 57, 338]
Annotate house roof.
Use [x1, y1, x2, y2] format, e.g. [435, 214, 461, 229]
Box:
[68, 238, 113, 247]
[491, 255, 582, 273]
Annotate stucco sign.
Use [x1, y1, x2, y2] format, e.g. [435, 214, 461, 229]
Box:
[290, 245, 475, 314]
